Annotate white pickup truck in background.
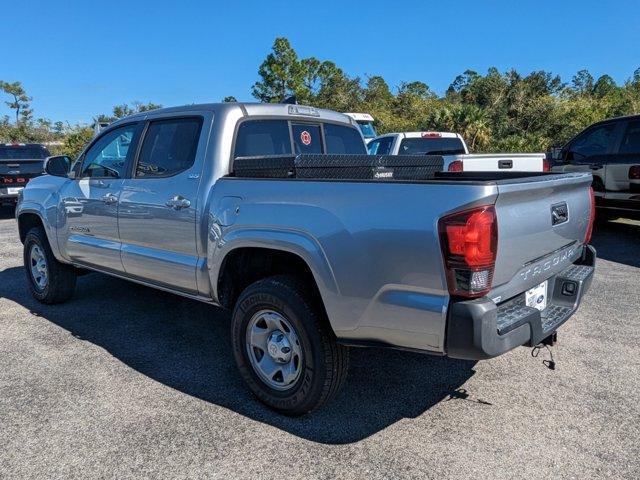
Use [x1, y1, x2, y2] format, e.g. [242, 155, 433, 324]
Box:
[344, 113, 377, 144]
[368, 131, 550, 172]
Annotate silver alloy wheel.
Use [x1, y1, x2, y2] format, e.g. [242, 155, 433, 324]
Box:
[246, 309, 303, 391]
[29, 244, 48, 291]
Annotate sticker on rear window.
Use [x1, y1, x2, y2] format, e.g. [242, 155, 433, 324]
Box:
[300, 130, 312, 145]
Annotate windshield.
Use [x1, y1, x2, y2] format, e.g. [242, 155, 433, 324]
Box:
[0, 146, 49, 160]
[398, 137, 465, 155]
[357, 121, 377, 139]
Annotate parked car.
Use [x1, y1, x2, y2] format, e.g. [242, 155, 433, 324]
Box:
[344, 112, 377, 144]
[552, 115, 640, 220]
[17, 103, 595, 415]
[0, 143, 51, 207]
[368, 131, 550, 172]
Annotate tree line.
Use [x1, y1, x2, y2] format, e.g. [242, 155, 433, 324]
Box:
[0, 80, 164, 159]
[2, 36, 640, 158]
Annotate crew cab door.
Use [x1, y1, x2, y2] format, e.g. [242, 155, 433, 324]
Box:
[59, 123, 141, 271]
[118, 115, 206, 294]
[559, 122, 622, 195]
[603, 119, 640, 209]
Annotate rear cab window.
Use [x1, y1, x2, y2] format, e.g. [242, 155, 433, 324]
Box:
[233, 119, 366, 159]
[398, 137, 466, 155]
[0, 145, 50, 160]
[324, 123, 366, 154]
[234, 120, 291, 157]
[292, 124, 322, 154]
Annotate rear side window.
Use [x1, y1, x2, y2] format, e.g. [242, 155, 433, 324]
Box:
[368, 136, 394, 155]
[398, 138, 466, 155]
[234, 120, 292, 157]
[292, 124, 323, 154]
[135, 118, 202, 178]
[569, 123, 617, 159]
[324, 123, 366, 154]
[0, 146, 49, 159]
[620, 121, 640, 154]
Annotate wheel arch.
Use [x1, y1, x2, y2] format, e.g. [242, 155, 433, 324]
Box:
[17, 211, 45, 243]
[210, 229, 340, 327]
[17, 207, 64, 262]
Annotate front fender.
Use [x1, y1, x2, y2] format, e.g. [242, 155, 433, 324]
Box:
[16, 200, 64, 262]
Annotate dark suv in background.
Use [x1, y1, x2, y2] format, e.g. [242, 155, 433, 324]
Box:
[553, 115, 640, 220]
[0, 143, 51, 207]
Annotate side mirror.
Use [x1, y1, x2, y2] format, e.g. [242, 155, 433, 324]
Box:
[44, 155, 72, 177]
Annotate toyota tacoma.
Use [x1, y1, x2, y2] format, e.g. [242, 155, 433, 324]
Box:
[16, 103, 596, 415]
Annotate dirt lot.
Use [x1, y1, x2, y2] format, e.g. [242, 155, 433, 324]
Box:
[1, 208, 639, 479]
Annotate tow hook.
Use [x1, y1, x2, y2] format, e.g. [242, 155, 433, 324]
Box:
[531, 332, 557, 370]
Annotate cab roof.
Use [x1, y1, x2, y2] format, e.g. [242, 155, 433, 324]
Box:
[110, 103, 355, 128]
[374, 131, 463, 139]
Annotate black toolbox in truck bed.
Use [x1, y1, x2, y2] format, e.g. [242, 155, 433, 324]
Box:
[232, 154, 445, 181]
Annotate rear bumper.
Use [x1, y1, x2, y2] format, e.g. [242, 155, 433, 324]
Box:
[0, 187, 22, 204]
[446, 245, 596, 360]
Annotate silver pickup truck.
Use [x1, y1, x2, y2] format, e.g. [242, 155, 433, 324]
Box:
[16, 103, 596, 415]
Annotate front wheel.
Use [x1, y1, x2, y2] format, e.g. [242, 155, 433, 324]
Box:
[23, 226, 76, 304]
[231, 275, 348, 416]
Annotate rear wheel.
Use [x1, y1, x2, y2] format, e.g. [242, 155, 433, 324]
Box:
[23, 226, 76, 304]
[231, 275, 348, 416]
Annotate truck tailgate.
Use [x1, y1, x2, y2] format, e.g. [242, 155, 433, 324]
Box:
[460, 153, 545, 172]
[0, 159, 44, 184]
[491, 172, 593, 293]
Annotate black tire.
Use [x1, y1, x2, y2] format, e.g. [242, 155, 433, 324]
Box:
[23, 226, 76, 304]
[231, 275, 348, 416]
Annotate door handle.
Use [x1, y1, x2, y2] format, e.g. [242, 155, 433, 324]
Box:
[589, 164, 603, 170]
[165, 195, 191, 210]
[101, 193, 118, 205]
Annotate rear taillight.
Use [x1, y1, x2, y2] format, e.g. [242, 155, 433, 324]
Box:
[438, 205, 498, 298]
[542, 158, 551, 172]
[448, 160, 463, 172]
[629, 165, 640, 180]
[1, 177, 27, 184]
[584, 186, 595, 244]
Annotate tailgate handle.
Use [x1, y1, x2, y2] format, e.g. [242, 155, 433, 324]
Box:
[498, 159, 513, 169]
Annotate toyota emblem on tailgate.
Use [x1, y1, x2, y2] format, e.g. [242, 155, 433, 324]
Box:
[551, 202, 568, 226]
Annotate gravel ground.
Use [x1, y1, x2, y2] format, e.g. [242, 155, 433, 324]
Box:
[0, 208, 639, 479]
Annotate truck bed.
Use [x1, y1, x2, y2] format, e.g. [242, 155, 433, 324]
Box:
[217, 163, 592, 351]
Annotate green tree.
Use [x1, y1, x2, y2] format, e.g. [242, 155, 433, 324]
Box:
[0, 80, 32, 124]
[99, 101, 163, 123]
[571, 70, 595, 96]
[61, 126, 94, 159]
[252, 37, 307, 102]
[592, 75, 618, 98]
